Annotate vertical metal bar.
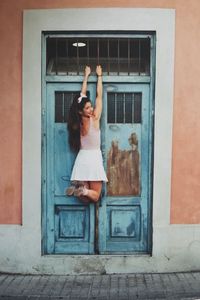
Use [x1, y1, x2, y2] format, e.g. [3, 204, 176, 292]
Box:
[128, 38, 130, 75]
[97, 38, 100, 65]
[55, 38, 58, 75]
[107, 39, 110, 75]
[148, 37, 151, 75]
[132, 93, 134, 123]
[62, 92, 65, 123]
[139, 39, 141, 75]
[66, 39, 68, 75]
[76, 39, 79, 75]
[87, 38, 89, 66]
[123, 93, 126, 123]
[118, 39, 120, 75]
[71, 93, 74, 107]
[45, 37, 48, 75]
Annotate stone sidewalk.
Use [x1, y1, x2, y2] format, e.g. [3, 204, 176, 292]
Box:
[0, 272, 200, 299]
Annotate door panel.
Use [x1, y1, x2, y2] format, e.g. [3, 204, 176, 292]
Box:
[45, 83, 96, 254]
[99, 84, 151, 254]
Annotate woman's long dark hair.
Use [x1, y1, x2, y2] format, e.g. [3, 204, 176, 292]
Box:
[67, 95, 91, 152]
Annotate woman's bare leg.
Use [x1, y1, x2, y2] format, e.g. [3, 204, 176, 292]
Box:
[78, 181, 90, 203]
[76, 181, 103, 203]
[87, 181, 102, 202]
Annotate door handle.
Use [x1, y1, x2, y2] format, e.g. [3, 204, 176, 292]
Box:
[61, 175, 70, 181]
[109, 125, 119, 131]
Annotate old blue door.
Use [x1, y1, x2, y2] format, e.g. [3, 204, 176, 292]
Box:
[45, 83, 96, 254]
[44, 82, 152, 254]
[99, 83, 152, 253]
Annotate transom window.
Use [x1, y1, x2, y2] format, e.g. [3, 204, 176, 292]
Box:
[46, 37, 150, 76]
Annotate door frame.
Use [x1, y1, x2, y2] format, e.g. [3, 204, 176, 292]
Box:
[41, 32, 156, 255]
[20, 8, 176, 273]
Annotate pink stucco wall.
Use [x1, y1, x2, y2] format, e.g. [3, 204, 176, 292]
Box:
[0, 0, 200, 224]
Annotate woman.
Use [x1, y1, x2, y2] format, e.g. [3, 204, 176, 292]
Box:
[66, 65, 108, 203]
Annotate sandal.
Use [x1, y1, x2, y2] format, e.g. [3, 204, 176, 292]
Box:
[74, 186, 88, 197]
[65, 181, 78, 196]
[65, 185, 76, 196]
[65, 181, 88, 197]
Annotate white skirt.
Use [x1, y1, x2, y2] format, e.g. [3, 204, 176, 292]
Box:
[71, 149, 108, 182]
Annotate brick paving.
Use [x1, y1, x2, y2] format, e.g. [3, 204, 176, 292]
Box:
[0, 272, 200, 299]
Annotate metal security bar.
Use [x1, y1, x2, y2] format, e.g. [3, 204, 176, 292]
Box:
[47, 37, 150, 76]
[55, 91, 90, 123]
[107, 92, 142, 124]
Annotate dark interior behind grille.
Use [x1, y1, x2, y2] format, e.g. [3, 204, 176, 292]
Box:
[47, 37, 150, 76]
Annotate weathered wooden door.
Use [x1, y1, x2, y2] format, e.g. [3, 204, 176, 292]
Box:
[45, 83, 97, 254]
[44, 82, 152, 254]
[98, 83, 152, 253]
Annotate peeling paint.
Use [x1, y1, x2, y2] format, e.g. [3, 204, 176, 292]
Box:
[107, 133, 140, 196]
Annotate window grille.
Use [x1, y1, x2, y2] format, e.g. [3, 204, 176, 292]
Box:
[47, 37, 150, 76]
[55, 91, 90, 123]
[107, 92, 142, 124]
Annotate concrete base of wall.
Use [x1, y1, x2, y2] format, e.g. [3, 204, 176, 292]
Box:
[0, 224, 200, 274]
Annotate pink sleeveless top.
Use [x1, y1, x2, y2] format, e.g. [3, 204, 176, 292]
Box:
[80, 117, 101, 150]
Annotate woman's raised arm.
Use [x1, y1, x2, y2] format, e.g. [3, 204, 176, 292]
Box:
[81, 66, 91, 95]
[93, 65, 103, 120]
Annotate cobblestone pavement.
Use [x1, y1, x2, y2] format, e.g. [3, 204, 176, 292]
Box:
[0, 272, 200, 299]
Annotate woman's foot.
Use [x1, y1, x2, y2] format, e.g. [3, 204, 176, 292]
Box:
[65, 181, 79, 196]
[74, 186, 89, 197]
[65, 185, 76, 196]
[76, 181, 85, 187]
[65, 181, 87, 196]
